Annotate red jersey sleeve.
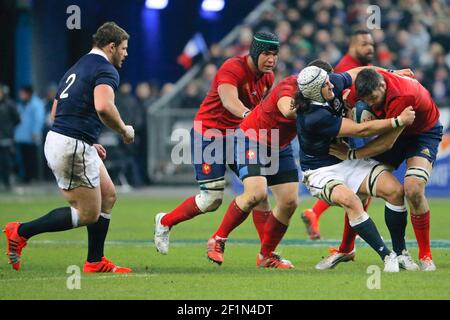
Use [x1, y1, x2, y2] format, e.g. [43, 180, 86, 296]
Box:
[216, 60, 245, 87]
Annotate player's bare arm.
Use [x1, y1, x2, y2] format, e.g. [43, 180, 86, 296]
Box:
[330, 126, 405, 160]
[218, 84, 251, 118]
[277, 96, 297, 119]
[94, 84, 134, 144]
[337, 106, 415, 138]
[50, 99, 58, 122]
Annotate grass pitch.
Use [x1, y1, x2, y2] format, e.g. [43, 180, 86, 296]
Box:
[0, 195, 449, 300]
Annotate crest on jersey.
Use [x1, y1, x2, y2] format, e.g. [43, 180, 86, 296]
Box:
[246, 149, 256, 160]
[202, 163, 212, 175]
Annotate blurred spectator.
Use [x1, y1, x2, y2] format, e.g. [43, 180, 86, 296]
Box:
[179, 82, 202, 109]
[0, 84, 20, 190]
[42, 84, 57, 181]
[209, 43, 225, 67]
[198, 63, 217, 95]
[136, 81, 158, 109]
[14, 85, 45, 183]
[160, 82, 175, 97]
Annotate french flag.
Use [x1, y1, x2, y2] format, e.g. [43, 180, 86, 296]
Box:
[177, 33, 208, 69]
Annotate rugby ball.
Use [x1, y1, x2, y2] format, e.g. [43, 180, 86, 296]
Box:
[352, 101, 377, 123]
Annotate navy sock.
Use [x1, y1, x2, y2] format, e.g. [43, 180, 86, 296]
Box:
[18, 207, 74, 239]
[384, 203, 407, 256]
[87, 215, 110, 262]
[351, 215, 391, 260]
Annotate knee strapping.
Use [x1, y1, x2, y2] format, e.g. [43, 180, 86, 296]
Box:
[195, 179, 226, 212]
[405, 166, 430, 183]
[366, 164, 392, 197]
[321, 180, 343, 205]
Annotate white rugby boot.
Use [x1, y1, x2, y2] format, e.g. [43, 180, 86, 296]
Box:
[154, 213, 170, 254]
[397, 250, 419, 271]
[315, 248, 356, 270]
[383, 252, 400, 272]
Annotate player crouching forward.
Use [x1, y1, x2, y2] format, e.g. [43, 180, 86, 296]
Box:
[207, 75, 300, 268]
[297, 66, 416, 272]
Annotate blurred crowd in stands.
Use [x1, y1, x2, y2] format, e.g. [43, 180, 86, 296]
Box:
[1, 0, 449, 190]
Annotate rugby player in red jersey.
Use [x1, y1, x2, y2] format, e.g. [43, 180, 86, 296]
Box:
[302, 30, 375, 240]
[329, 69, 442, 271]
[206, 74, 299, 268]
[154, 32, 280, 255]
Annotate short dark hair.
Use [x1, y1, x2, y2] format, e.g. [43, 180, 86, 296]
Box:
[352, 29, 371, 37]
[92, 22, 129, 48]
[355, 69, 383, 98]
[307, 59, 333, 74]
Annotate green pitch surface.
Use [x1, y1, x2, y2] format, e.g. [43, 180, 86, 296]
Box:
[0, 195, 449, 300]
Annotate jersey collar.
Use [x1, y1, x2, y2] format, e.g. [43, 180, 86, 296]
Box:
[89, 48, 111, 63]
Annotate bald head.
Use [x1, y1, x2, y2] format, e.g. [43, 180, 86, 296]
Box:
[349, 30, 374, 65]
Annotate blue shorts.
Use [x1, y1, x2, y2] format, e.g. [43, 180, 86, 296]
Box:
[374, 121, 443, 169]
[190, 128, 238, 182]
[234, 130, 299, 186]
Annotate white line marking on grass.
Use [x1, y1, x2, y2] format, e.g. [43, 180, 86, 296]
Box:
[0, 273, 157, 283]
[27, 239, 450, 248]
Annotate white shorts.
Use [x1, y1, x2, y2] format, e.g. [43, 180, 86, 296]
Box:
[44, 131, 101, 190]
[302, 159, 380, 200]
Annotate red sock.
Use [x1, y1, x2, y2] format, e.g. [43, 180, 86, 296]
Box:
[161, 196, 202, 228]
[312, 199, 330, 219]
[411, 211, 431, 259]
[260, 213, 288, 257]
[213, 199, 250, 239]
[252, 209, 271, 242]
[339, 214, 357, 253]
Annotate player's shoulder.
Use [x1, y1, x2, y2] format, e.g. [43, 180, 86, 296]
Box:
[302, 105, 332, 127]
[275, 75, 297, 93]
[221, 56, 245, 68]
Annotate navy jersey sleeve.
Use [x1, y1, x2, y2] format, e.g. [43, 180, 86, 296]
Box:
[309, 109, 343, 138]
[330, 72, 352, 97]
[94, 64, 120, 91]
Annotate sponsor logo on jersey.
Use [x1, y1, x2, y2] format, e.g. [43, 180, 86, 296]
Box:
[421, 148, 431, 157]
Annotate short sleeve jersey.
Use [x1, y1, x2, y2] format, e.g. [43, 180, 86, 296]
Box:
[194, 56, 274, 136]
[51, 53, 119, 145]
[240, 75, 297, 148]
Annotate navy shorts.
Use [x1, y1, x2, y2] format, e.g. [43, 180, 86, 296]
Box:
[374, 121, 443, 169]
[190, 128, 238, 182]
[234, 130, 299, 186]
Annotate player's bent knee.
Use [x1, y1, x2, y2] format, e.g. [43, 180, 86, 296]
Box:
[366, 164, 392, 197]
[77, 210, 101, 225]
[195, 179, 226, 213]
[404, 181, 425, 202]
[102, 191, 117, 211]
[280, 197, 298, 214]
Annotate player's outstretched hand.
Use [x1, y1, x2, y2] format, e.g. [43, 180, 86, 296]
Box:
[399, 106, 415, 126]
[329, 139, 350, 160]
[94, 144, 107, 160]
[122, 125, 135, 144]
[395, 68, 415, 78]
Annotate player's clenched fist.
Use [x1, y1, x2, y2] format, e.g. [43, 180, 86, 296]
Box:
[399, 106, 415, 126]
[122, 125, 135, 144]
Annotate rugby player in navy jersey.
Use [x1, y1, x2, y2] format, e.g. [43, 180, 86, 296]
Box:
[3, 22, 135, 273]
[296, 66, 416, 271]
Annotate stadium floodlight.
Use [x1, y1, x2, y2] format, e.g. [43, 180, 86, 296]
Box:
[201, 0, 225, 12]
[145, 0, 168, 10]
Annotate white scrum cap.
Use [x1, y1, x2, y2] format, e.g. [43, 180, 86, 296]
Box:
[297, 66, 328, 103]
